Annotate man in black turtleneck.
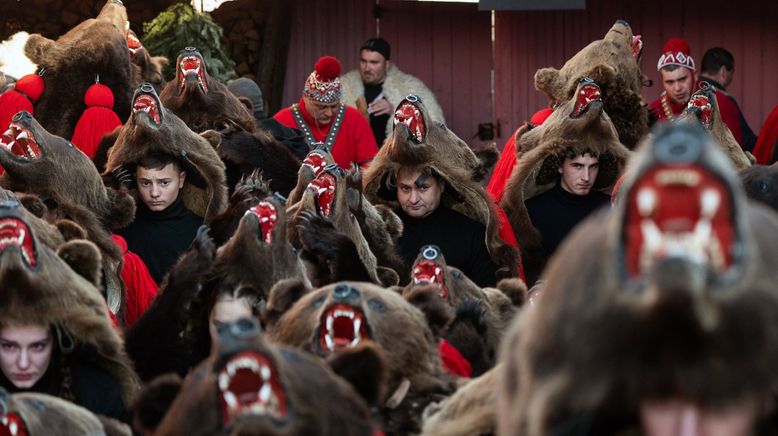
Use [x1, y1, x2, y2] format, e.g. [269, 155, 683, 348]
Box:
[118, 153, 203, 284]
[525, 150, 610, 259]
[395, 166, 497, 287]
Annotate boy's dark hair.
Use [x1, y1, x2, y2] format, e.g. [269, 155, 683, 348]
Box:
[136, 153, 184, 173]
[701, 47, 734, 74]
[563, 147, 599, 160]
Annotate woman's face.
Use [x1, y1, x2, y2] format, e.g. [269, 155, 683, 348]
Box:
[0, 324, 53, 389]
[209, 296, 254, 343]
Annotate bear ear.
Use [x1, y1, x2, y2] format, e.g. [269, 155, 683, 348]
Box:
[534, 67, 561, 96]
[236, 96, 254, 115]
[16, 193, 47, 219]
[200, 129, 222, 150]
[104, 187, 136, 230]
[57, 239, 102, 287]
[475, 143, 500, 172]
[23, 34, 57, 64]
[55, 219, 88, 241]
[496, 278, 528, 307]
[326, 341, 388, 408]
[404, 286, 454, 337]
[262, 278, 313, 329]
[132, 373, 183, 435]
[374, 204, 403, 242]
[584, 64, 617, 92]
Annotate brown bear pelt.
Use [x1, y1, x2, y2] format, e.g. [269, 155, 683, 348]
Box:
[740, 161, 778, 212]
[23, 0, 136, 139]
[0, 388, 131, 436]
[501, 77, 630, 284]
[207, 169, 272, 246]
[0, 200, 139, 407]
[498, 123, 778, 436]
[679, 84, 752, 170]
[154, 318, 380, 436]
[104, 82, 228, 224]
[266, 281, 460, 435]
[215, 122, 301, 196]
[364, 97, 520, 282]
[533, 19, 648, 149]
[126, 29, 167, 93]
[159, 47, 256, 133]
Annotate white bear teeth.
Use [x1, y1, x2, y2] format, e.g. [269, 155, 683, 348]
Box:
[218, 356, 279, 418]
[1, 125, 37, 159]
[0, 417, 19, 436]
[323, 309, 363, 351]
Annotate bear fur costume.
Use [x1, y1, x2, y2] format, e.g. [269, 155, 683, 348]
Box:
[364, 95, 520, 282]
[126, 29, 167, 94]
[23, 0, 137, 140]
[290, 163, 404, 287]
[679, 83, 753, 170]
[498, 123, 778, 435]
[104, 82, 227, 224]
[534, 19, 648, 149]
[0, 387, 131, 436]
[0, 200, 139, 408]
[740, 161, 778, 213]
[265, 281, 460, 435]
[0, 110, 134, 317]
[286, 144, 336, 206]
[402, 244, 524, 376]
[501, 77, 630, 285]
[152, 317, 383, 436]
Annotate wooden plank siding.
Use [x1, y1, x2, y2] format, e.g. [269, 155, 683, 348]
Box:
[281, 0, 494, 149]
[494, 0, 778, 146]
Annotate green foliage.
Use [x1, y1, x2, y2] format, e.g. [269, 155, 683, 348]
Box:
[141, 2, 236, 82]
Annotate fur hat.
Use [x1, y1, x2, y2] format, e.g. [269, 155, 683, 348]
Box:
[303, 56, 343, 104]
[657, 37, 695, 71]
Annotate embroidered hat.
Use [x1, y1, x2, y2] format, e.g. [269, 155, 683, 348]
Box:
[303, 56, 343, 104]
[657, 37, 695, 71]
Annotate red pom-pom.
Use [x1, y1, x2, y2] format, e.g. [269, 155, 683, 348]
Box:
[14, 74, 45, 102]
[663, 37, 691, 56]
[83, 83, 115, 108]
[314, 56, 341, 81]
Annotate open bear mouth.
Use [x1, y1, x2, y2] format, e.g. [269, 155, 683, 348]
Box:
[412, 259, 448, 300]
[0, 412, 28, 436]
[632, 34, 643, 61]
[301, 151, 328, 177]
[687, 94, 713, 130]
[178, 54, 208, 94]
[132, 92, 162, 127]
[394, 99, 426, 143]
[571, 82, 602, 118]
[318, 304, 371, 353]
[622, 164, 734, 279]
[308, 173, 337, 218]
[126, 32, 142, 58]
[217, 351, 288, 426]
[245, 200, 278, 244]
[0, 218, 36, 269]
[1, 123, 41, 161]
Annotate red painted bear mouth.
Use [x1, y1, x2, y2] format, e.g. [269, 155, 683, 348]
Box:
[0, 218, 37, 269]
[571, 83, 602, 118]
[245, 200, 278, 244]
[412, 259, 448, 300]
[217, 351, 288, 426]
[0, 412, 28, 436]
[622, 164, 734, 278]
[301, 151, 328, 177]
[126, 32, 142, 59]
[308, 173, 337, 218]
[394, 101, 426, 143]
[1, 123, 41, 161]
[132, 94, 162, 127]
[318, 304, 371, 353]
[178, 55, 208, 94]
[687, 95, 713, 130]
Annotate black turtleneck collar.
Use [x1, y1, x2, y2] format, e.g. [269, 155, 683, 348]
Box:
[136, 194, 191, 220]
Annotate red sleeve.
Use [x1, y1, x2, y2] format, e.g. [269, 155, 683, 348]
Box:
[715, 91, 743, 146]
[346, 107, 378, 164]
[753, 105, 778, 164]
[438, 338, 471, 378]
[486, 131, 518, 204]
[272, 107, 296, 130]
[112, 234, 159, 327]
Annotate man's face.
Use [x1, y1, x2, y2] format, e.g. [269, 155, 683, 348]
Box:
[303, 97, 340, 125]
[209, 296, 254, 344]
[359, 49, 389, 85]
[660, 67, 695, 105]
[559, 153, 599, 196]
[136, 163, 185, 212]
[397, 169, 444, 218]
[0, 324, 53, 389]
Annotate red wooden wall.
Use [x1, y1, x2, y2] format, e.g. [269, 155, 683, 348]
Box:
[494, 0, 778, 145]
[281, 0, 494, 149]
[283, 0, 778, 149]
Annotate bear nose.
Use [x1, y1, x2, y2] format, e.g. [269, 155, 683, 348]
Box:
[218, 317, 260, 340]
[616, 19, 629, 27]
[333, 283, 359, 301]
[421, 245, 441, 260]
[579, 77, 595, 85]
[139, 82, 155, 94]
[12, 111, 32, 124]
[654, 125, 704, 164]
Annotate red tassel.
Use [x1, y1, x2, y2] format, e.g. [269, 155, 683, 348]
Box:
[112, 234, 159, 327]
[0, 73, 44, 134]
[71, 83, 122, 159]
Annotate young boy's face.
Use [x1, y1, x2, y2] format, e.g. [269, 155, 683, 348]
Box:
[136, 163, 186, 212]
